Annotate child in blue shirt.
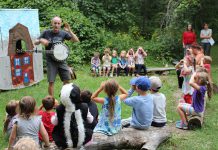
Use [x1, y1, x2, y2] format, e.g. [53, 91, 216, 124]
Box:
[122, 76, 153, 129]
[91, 79, 128, 135]
[117, 50, 128, 76]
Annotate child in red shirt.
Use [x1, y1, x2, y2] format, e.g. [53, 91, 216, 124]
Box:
[38, 95, 56, 142]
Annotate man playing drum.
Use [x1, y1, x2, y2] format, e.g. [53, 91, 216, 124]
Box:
[34, 16, 79, 96]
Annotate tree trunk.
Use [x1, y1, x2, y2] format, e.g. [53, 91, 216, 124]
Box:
[85, 126, 171, 150]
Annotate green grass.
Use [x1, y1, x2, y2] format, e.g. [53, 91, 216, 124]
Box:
[0, 46, 218, 149]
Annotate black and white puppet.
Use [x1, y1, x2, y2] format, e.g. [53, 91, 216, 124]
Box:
[52, 83, 93, 149]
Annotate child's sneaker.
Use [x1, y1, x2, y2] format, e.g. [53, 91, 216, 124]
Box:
[176, 121, 188, 130]
[176, 121, 183, 129]
[110, 74, 113, 77]
[182, 124, 188, 130]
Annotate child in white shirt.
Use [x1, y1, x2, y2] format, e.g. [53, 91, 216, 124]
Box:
[149, 76, 167, 127]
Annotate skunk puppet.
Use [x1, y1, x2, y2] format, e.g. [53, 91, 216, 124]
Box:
[52, 83, 93, 149]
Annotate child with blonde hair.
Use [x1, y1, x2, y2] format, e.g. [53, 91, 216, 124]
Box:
[118, 50, 128, 76]
[3, 100, 18, 137]
[135, 46, 147, 76]
[102, 48, 112, 76]
[200, 56, 212, 82]
[126, 48, 135, 76]
[91, 52, 101, 77]
[91, 79, 128, 135]
[176, 72, 212, 129]
[13, 137, 40, 150]
[8, 96, 50, 150]
[175, 48, 195, 104]
[110, 50, 119, 77]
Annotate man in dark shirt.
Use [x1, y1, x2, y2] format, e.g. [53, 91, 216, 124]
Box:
[34, 16, 79, 96]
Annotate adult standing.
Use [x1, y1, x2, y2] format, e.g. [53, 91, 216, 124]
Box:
[182, 24, 196, 56]
[176, 24, 196, 89]
[200, 23, 212, 56]
[34, 16, 79, 96]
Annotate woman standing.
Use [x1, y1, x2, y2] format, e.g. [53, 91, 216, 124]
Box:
[200, 23, 213, 56]
[182, 24, 196, 56]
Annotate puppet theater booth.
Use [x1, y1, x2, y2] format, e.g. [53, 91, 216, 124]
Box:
[0, 9, 43, 90]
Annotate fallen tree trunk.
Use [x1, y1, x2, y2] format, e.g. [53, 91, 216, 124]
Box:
[85, 126, 171, 150]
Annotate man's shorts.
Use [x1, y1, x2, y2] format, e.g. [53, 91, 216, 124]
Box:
[46, 57, 71, 82]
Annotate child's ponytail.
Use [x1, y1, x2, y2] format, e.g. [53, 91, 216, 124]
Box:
[4, 100, 18, 134]
[109, 95, 115, 122]
[104, 79, 119, 123]
[3, 116, 11, 134]
[207, 81, 212, 99]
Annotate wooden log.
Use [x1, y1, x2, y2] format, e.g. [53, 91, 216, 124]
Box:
[188, 98, 206, 130]
[84, 126, 171, 150]
[90, 67, 175, 76]
[188, 115, 203, 130]
[147, 67, 175, 73]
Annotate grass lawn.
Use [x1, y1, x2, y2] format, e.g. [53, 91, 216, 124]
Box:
[0, 46, 218, 149]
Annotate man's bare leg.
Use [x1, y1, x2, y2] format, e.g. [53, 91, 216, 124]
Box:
[48, 82, 54, 97]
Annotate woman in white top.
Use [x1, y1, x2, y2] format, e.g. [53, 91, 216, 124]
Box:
[200, 23, 212, 56]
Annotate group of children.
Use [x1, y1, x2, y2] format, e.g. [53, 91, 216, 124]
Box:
[4, 75, 166, 149]
[175, 43, 212, 129]
[91, 47, 147, 77]
[3, 42, 213, 149]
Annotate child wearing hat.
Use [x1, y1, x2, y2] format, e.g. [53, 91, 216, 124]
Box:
[149, 76, 167, 127]
[122, 76, 153, 129]
[127, 77, 138, 97]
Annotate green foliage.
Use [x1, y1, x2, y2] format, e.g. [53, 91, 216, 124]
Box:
[43, 7, 101, 64]
[1, 0, 218, 64]
[78, 0, 135, 32]
[1, 46, 218, 149]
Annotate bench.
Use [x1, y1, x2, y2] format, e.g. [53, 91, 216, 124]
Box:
[91, 67, 176, 76]
[147, 67, 175, 75]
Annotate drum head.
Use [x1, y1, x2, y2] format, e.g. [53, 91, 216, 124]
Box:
[52, 43, 69, 62]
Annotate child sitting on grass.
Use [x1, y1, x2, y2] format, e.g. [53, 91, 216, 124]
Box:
[102, 48, 112, 77]
[91, 79, 128, 135]
[122, 76, 153, 129]
[8, 96, 50, 150]
[38, 95, 56, 142]
[81, 90, 99, 130]
[91, 52, 101, 77]
[117, 50, 128, 76]
[149, 76, 167, 127]
[176, 71, 212, 129]
[3, 100, 18, 138]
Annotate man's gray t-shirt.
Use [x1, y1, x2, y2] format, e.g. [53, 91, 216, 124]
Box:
[38, 30, 72, 60]
[39, 29, 72, 49]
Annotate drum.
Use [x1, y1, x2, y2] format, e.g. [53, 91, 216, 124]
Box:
[52, 43, 69, 62]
